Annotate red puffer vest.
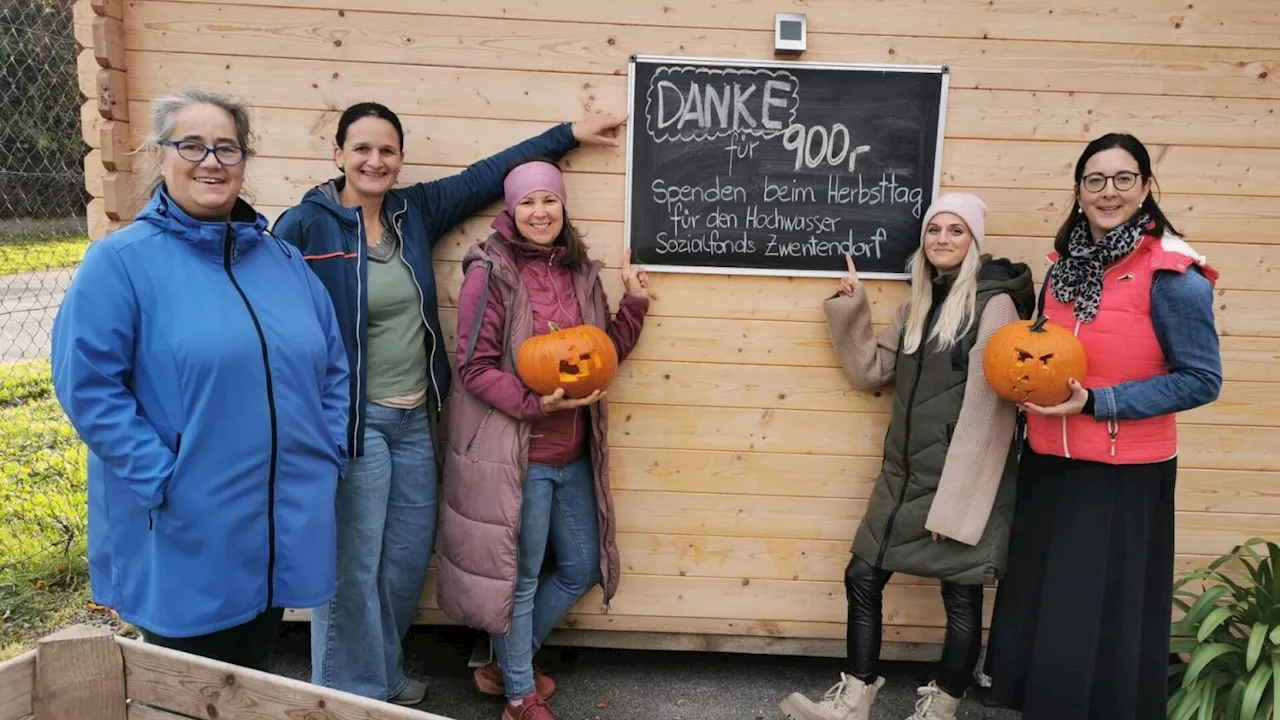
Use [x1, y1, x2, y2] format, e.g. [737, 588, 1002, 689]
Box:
[1026, 231, 1218, 465]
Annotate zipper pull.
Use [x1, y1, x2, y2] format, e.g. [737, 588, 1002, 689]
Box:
[1109, 421, 1118, 457]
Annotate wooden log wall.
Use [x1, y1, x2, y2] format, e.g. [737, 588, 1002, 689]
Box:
[74, 0, 1280, 653]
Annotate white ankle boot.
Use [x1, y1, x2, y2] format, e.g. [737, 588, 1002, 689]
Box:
[779, 672, 884, 720]
[905, 681, 960, 720]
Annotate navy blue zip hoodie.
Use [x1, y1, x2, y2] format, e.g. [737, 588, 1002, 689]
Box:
[272, 122, 578, 456]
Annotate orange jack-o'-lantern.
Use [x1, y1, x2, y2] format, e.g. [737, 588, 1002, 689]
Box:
[517, 322, 619, 399]
[982, 316, 1088, 406]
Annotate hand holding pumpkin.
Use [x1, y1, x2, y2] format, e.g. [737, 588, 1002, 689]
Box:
[838, 253, 859, 296]
[542, 387, 606, 413]
[981, 316, 1088, 407]
[622, 249, 649, 298]
[1020, 378, 1089, 417]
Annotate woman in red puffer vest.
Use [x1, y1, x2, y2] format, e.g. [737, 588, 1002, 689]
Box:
[982, 133, 1222, 720]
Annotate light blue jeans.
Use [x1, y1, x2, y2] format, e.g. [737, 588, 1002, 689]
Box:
[492, 456, 602, 700]
[311, 402, 437, 700]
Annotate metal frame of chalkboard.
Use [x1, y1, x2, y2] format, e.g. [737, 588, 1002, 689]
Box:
[623, 54, 951, 280]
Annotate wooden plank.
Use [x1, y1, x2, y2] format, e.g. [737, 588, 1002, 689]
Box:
[149, 0, 1280, 51]
[92, 16, 126, 70]
[610, 404, 891, 458]
[124, 52, 620, 125]
[102, 172, 136, 222]
[76, 50, 99, 101]
[33, 625, 126, 720]
[1178, 468, 1280, 515]
[115, 638, 455, 720]
[949, 90, 1280, 149]
[615, 490, 864, 543]
[84, 151, 103, 198]
[1175, 512, 1280, 557]
[605, 402, 1280, 471]
[609, 447, 1280, 515]
[99, 121, 132, 173]
[124, 3, 1280, 99]
[604, 359, 1278, 428]
[126, 704, 193, 720]
[593, 575, 993, 627]
[82, 103, 103, 148]
[551, 614, 936, 646]
[610, 360, 892, 415]
[91, 0, 124, 20]
[124, 52, 1280, 153]
[939, 139, 1280, 198]
[72, 0, 96, 50]
[0, 651, 34, 720]
[96, 69, 128, 122]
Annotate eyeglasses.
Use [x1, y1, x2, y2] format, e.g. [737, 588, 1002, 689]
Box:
[162, 140, 247, 166]
[1081, 171, 1140, 193]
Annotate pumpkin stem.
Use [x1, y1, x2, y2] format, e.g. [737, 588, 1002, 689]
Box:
[1030, 316, 1050, 333]
[548, 322, 562, 332]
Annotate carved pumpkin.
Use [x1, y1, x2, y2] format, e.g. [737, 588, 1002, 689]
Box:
[982, 316, 1088, 406]
[517, 322, 619, 399]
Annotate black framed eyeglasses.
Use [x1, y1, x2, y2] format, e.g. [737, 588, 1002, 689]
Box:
[162, 140, 247, 166]
[1081, 171, 1139, 193]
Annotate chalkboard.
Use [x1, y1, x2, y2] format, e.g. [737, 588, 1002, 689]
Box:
[623, 55, 950, 280]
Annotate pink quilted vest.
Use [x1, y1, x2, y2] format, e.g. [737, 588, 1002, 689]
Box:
[1026, 231, 1218, 465]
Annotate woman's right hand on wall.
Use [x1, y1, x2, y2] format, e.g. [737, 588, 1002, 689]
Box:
[838, 253, 860, 296]
[541, 387, 606, 413]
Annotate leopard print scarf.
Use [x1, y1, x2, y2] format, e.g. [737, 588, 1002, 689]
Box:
[1047, 212, 1150, 323]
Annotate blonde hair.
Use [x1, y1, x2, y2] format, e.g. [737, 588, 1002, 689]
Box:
[900, 243, 981, 355]
[134, 89, 257, 206]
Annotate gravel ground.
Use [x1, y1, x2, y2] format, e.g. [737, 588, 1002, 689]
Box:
[271, 624, 1023, 720]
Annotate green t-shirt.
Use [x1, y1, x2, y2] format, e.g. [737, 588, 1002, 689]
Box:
[365, 230, 429, 403]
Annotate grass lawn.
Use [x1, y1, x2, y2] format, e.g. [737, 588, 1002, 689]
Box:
[0, 359, 121, 660]
[0, 234, 90, 276]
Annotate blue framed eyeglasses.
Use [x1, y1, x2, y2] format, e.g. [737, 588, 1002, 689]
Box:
[162, 140, 247, 166]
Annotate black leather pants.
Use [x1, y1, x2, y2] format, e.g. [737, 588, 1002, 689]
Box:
[845, 555, 984, 697]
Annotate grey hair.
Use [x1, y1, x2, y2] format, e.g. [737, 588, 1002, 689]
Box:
[136, 89, 256, 202]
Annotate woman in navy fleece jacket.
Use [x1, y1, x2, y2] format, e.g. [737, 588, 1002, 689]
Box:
[271, 102, 625, 706]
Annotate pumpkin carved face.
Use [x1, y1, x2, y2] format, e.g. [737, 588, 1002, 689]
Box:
[982, 316, 1088, 406]
[516, 322, 619, 399]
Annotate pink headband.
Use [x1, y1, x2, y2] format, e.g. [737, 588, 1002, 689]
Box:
[503, 161, 567, 215]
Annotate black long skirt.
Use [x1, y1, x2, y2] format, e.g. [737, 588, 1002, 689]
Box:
[982, 448, 1176, 720]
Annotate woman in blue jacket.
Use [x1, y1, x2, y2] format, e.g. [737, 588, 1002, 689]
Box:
[51, 89, 350, 671]
[272, 102, 625, 705]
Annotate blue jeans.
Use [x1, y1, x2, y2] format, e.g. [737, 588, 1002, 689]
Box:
[492, 456, 602, 700]
[311, 402, 438, 700]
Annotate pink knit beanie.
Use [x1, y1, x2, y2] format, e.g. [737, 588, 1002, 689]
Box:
[502, 160, 567, 216]
[921, 192, 987, 249]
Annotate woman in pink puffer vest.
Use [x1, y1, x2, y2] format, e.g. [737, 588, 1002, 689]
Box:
[438, 157, 650, 720]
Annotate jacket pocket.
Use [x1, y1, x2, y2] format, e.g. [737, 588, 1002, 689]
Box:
[465, 407, 495, 460]
[149, 432, 182, 531]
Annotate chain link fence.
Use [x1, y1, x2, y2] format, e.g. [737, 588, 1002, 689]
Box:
[0, 0, 93, 639]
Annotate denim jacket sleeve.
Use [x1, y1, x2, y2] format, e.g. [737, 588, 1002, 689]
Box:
[1092, 266, 1222, 422]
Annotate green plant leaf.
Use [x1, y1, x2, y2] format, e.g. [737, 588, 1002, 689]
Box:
[1201, 607, 1239, 642]
[1172, 638, 1201, 655]
[1272, 655, 1280, 720]
[1241, 663, 1273, 720]
[1175, 680, 1204, 720]
[1228, 678, 1247, 720]
[1249, 623, 1270, 670]
[1188, 644, 1243, 689]
[1198, 679, 1218, 720]
[1186, 587, 1233, 630]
